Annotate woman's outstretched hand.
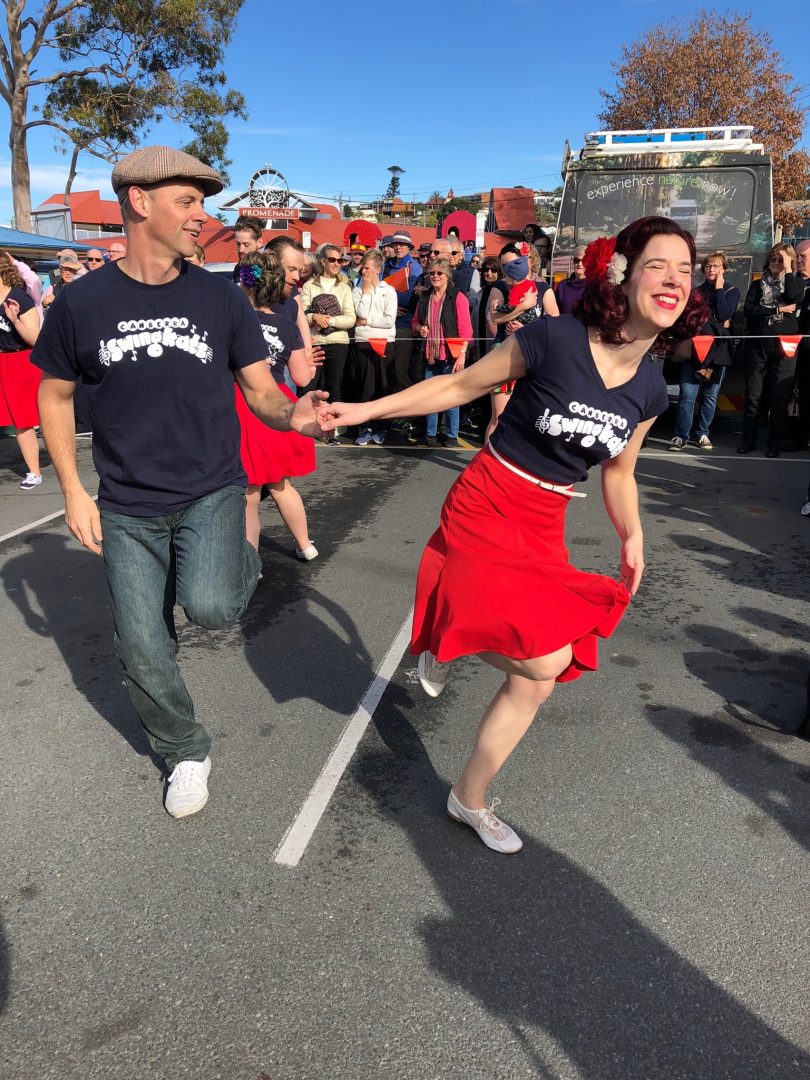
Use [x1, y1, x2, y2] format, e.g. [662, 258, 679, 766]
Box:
[620, 535, 644, 595]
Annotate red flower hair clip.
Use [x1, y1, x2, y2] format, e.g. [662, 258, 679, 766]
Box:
[582, 236, 616, 281]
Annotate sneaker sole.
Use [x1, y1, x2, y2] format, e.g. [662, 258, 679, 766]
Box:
[165, 789, 209, 819]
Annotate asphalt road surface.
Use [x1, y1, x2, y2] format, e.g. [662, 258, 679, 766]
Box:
[1, 420, 808, 1080]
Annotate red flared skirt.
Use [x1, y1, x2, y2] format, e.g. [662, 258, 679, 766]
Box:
[0, 350, 41, 428]
[411, 446, 630, 683]
[235, 383, 316, 485]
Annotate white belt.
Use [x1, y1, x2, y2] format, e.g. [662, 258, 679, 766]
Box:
[488, 443, 586, 498]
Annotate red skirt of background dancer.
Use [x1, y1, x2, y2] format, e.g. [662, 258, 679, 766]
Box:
[0, 350, 41, 428]
[235, 382, 316, 485]
[411, 445, 630, 683]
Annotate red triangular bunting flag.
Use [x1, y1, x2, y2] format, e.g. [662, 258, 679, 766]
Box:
[779, 335, 802, 359]
[368, 338, 388, 358]
[445, 337, 465, 360]
[383, 266, 409, 292]
[692, 336, 714, 364]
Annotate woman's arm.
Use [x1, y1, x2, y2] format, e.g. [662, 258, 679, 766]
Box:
[713, 285, 739, 323]
[452, 292, 473, 372]
[287, 346, 314, 387]
[320, 335, 526, 430]
[600, 416, 657, 595]
[12, 259, 43, 307]
[2, 301, 40, 347]
[295, 294, 314, 355]
[542, 288, 560, 317]
[485, 285, 504, 339]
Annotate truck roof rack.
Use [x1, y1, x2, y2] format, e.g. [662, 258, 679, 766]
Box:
[581, 126, 763, 156]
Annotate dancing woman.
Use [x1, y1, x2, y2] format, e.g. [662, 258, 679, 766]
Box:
[319, 217, 707, 854]
[237, 253, 319, 560]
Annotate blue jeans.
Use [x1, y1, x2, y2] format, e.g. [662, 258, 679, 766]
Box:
[100, 486, 261, 768]
[674, 362, 726, 441]
[424, 360, 459, 438]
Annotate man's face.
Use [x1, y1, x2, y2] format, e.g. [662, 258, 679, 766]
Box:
[430, 240, 451, 262]
[109, 244, 125, 261]
[350, 251, 364, 266]
[382, 245, 393, 258]
[796, 243, 810, 279]
[235, 229, 262, 258]
[392, 242, 411, 261]
[129, 181, 207, 259]
[85, 249, 104, 270]
[448, 244, 464, 266]
[59, 264, 79, 284]
[279, 245, 304, 295]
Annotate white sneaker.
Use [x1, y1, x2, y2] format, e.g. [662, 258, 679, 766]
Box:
[801, 501, 810, 517]
[417, 650, 451, 698]
[164, 757, 211, 819]
[19, 472, 42, 490]
[295, 542, 318, 561]
[669, 437, 685, 452]
[694, 434, 713, 450]
[447, 790, 523, 854]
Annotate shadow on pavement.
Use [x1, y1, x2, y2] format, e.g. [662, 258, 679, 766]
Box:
[343, 688, 806, 1078]
[0, 532, 156, 763]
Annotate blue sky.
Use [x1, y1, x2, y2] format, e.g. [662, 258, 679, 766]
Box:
[1, 0, 808, 225]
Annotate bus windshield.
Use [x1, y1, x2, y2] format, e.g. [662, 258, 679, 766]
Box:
[575, 168, 756, 249]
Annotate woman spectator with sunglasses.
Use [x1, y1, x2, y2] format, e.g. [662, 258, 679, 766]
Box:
[554, 246, 588, 315]
[301, 244, 356, 415]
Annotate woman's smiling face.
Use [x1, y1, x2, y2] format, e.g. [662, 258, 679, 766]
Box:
[622, 233, 693, 334]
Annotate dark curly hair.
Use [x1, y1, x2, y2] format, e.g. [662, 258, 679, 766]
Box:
[239, 251, 286, 309]
[575, 216, 708, 348]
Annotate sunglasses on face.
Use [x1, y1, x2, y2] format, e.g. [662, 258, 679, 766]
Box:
[325, 257, 342, 263]
[428, 271, 446, 278]
[86, 257, 104, 264]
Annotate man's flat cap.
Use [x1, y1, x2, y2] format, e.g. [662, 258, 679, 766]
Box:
[112, 146, 223, 198]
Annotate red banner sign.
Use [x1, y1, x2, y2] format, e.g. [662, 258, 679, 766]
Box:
[779, 335, 802, 359]
[236, 206, 300, 220]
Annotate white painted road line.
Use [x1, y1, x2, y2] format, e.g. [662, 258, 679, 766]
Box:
[274, 610, 414, 868]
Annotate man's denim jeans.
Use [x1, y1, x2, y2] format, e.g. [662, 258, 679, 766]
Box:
[674, 362, 726, 441]
[100, 486, 260, 768]
[424, 360, 460, 438]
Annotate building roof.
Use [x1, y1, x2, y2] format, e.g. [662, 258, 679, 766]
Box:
[39, 189, 123, 228]
[0, 225, 92, 256]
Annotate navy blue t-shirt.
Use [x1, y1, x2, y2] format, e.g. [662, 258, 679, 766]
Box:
[491, 315, 668, 484]
[0, 287, 35, 352]
[257, 308, 303, 385]
[30, 261, 269, 516]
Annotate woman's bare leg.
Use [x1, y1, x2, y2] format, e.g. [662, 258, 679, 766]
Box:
[452, 645, 572, 809]
[267, 478, 311, 551]
[15, 427, 40, 475]
[485, 390, 510, 444]
[245, 485, 262, 550]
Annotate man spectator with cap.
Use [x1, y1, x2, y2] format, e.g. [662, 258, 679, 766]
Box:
[33, 145, 326, 820]
[84, 248, 105, 271]
[344, 244, 366, 285]
[381, 236, 395, 270]
[108, 241, 126, 261]
[387, 228, 423, 392]
[42, 252, 82, 309]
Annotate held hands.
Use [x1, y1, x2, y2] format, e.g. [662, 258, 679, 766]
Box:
[2, 297, 20, 323]
[312, 313, 331, 330]
[65, 488, 103, 555]
[620, 535, 644, 596]
[316, 400, 370, 433]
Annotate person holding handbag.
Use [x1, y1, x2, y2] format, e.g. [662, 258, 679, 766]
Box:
[670, 251, 739, 451]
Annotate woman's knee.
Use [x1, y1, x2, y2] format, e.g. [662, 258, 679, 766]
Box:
[504, 673, 556, 708]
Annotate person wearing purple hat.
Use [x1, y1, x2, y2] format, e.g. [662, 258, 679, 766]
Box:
[33, 145, 327, 820]
[387, 228, 423, 393]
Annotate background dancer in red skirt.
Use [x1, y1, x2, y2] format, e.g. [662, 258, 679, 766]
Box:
[319, 217, 708, 855]
[0, 256, 43, 489]
[237, 252, 319, 560]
